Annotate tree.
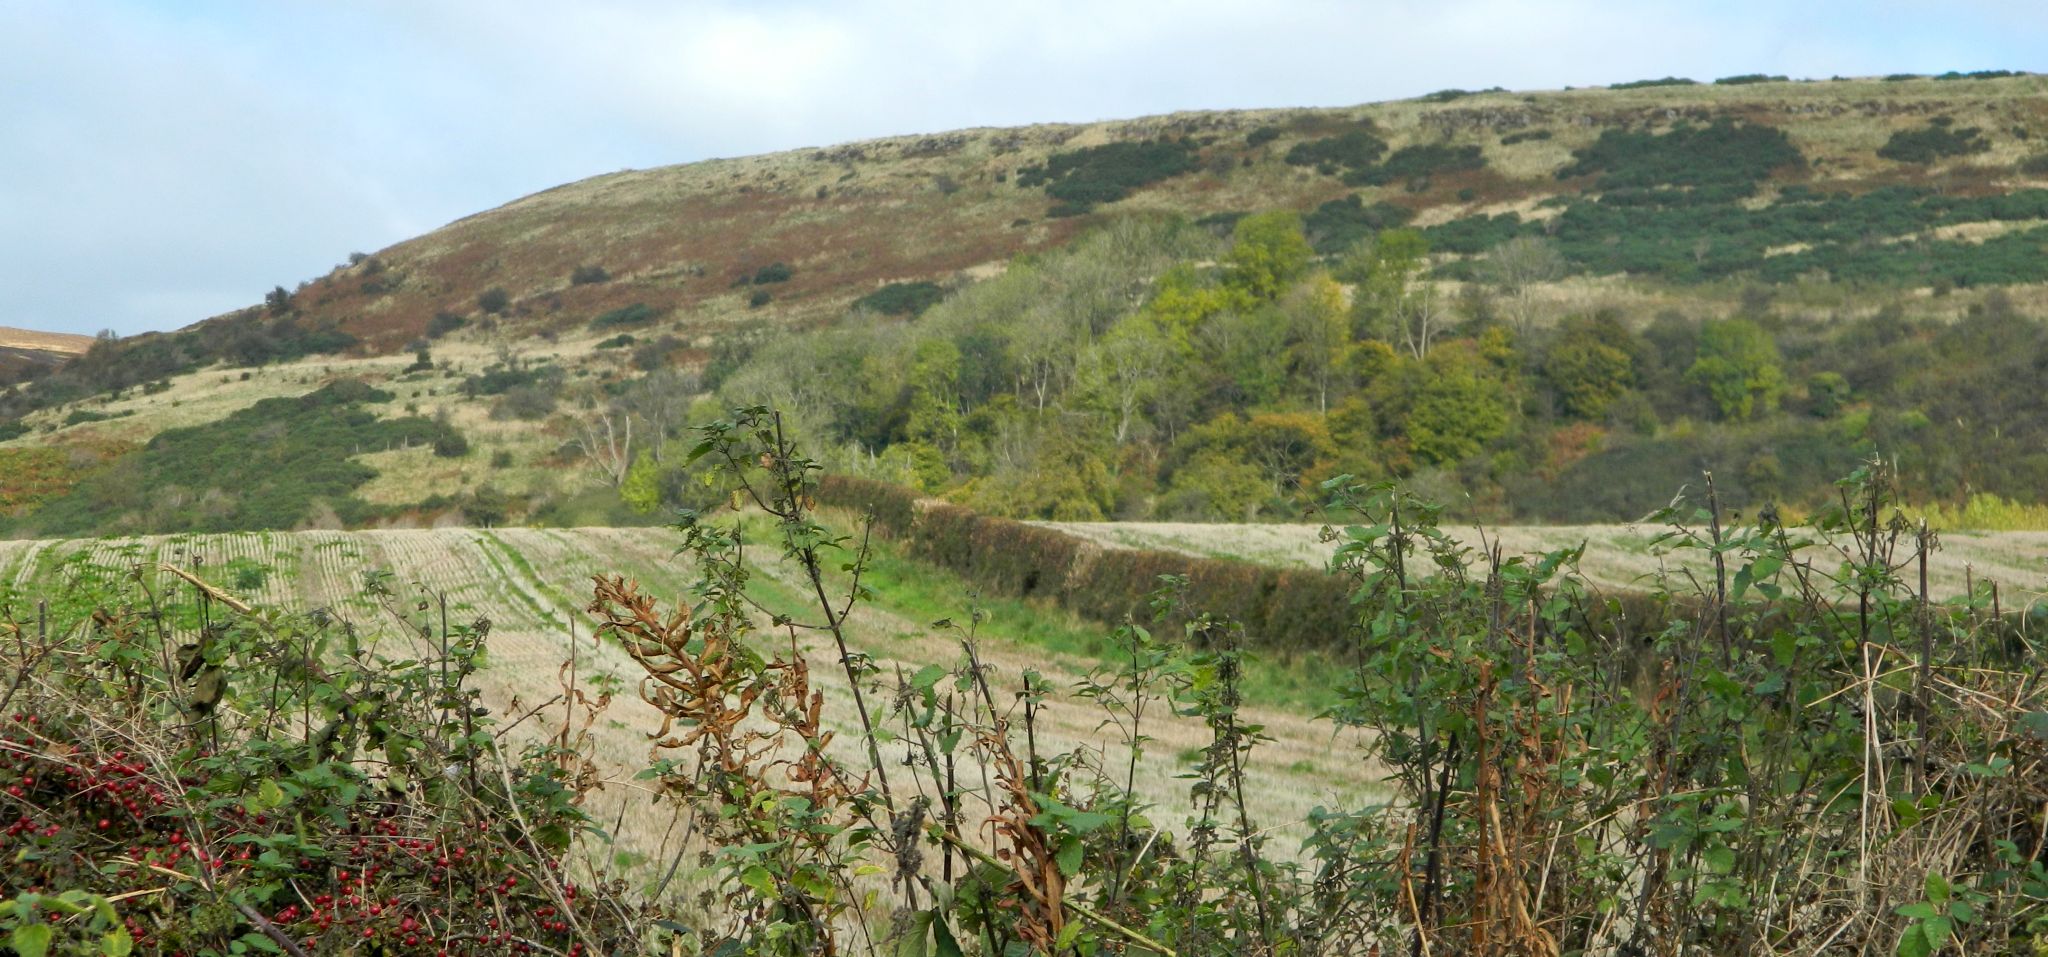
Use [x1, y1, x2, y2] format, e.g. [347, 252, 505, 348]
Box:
[1282, 273, 1353, 413]
[568, 402, 634, 487]
[1224, 211, 1313, 300]
[1686, 318, 1785, 420]
[1543, 315, 1638, 419]
[1086, 323, 1170, 445]
[1482, 236, 1566, 334]
[264, 286, 293, 316]
[619, 449, 662, 513]
[1352, 230, 1446, 359]
[1405, 343, 1510, 465]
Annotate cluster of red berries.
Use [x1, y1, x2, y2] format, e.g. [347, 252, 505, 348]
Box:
[0, 715, 614, 953]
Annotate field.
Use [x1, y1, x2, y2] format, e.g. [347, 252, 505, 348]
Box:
[1042, 519, 2048, 605]
[0, 526, 1377, 873]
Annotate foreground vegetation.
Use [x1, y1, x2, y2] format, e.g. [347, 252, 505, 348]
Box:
[4, 408, 2041, 955]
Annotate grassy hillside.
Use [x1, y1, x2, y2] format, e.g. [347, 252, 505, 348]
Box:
[10, 74, 2048, 533]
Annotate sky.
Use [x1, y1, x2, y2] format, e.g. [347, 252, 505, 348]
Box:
[2, 1, 2043, 337]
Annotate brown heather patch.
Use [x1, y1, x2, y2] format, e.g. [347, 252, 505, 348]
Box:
[123, 75, 2047, 363]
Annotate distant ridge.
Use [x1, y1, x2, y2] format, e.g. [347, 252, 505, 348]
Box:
[0, 326, 93, 358]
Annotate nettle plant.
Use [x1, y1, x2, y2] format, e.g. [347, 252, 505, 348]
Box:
[1312, 463, 2048, 956]
[0, 547, 640, 955]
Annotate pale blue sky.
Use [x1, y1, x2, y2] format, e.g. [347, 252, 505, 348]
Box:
[2, 0, 2041, 336]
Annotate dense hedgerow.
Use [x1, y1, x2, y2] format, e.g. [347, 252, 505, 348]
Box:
[816, 475, 1354, 650]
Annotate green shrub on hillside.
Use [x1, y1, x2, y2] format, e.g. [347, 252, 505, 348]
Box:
[1015, 139, 1200, 212]
[476, 286, 511, 314]
[1714, 73, 1790, 85]
[588, 302, 658, 330]
[1345, 143, 1486, 187]
[1611, 76, 1698, 89]
[1877, 118, 1991, 163]
[1283, 128, 1389, 176]
[1934, 68, 2027, 80]
[1558, 119, 1803, 194]
[852, 280, 946, 317]
[1303, 195, 1415, 254]
[7, 380, 462, 535]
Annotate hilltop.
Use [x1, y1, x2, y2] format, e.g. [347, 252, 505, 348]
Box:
[8, 72, 2048, 534]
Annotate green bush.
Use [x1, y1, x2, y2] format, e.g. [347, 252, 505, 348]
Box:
[751, 262, 793, 285]
[1557, 119, 1803, 194]
[1282, 129, 1388, 176]
[1245, 126, 1280, 147]
[1610, 76, 1698, 89]
[426, 310, 467, 338]
[1345, 143, 1485, 186]
[1878, 119, 1991, 163]
[476, 286, 511, 314]
[1303, 195, 1415, 254]
[1714, 73, 1789, 85]
[7, 380, 461, 535]
[852, 281, 946, 317]
[570, 263, 610, 284]
[589, 302, 658, 330]
[1015, 139, 1200, 212]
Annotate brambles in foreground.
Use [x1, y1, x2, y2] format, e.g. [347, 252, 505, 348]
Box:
[0, 555, 639, 955]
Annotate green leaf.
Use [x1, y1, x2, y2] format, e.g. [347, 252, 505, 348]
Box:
[894, 911, 931, 957]
[1924, 872, 1950, 903]
[740, 865, 776, 898]
[12, 924, 52, 957]
[911, 665, 947, 692]
[1054, 838, 1083, 877]
[101, 924, 134, 957]
[931, 915, 965, 957]
[1701, 844, 1736, 874]
[1895, 923, 1931, 957]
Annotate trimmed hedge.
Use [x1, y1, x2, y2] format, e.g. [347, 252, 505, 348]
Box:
[817, 476, 1355, 651]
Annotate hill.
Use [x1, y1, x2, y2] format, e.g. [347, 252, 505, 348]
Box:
[9, 73, 2048, 533]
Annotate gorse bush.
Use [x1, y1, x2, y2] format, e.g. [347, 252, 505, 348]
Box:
[1016, 140, 1200, 213]
[1878, 119, 1992, 164]
[588, 303, 658, 331]
[1282, 129, 1388, 176]
[1610, 76, 1698, 89]
[5, 381, 464, 535]
[1557, 119, 1804, 195]
[851, 281, 946, 317]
